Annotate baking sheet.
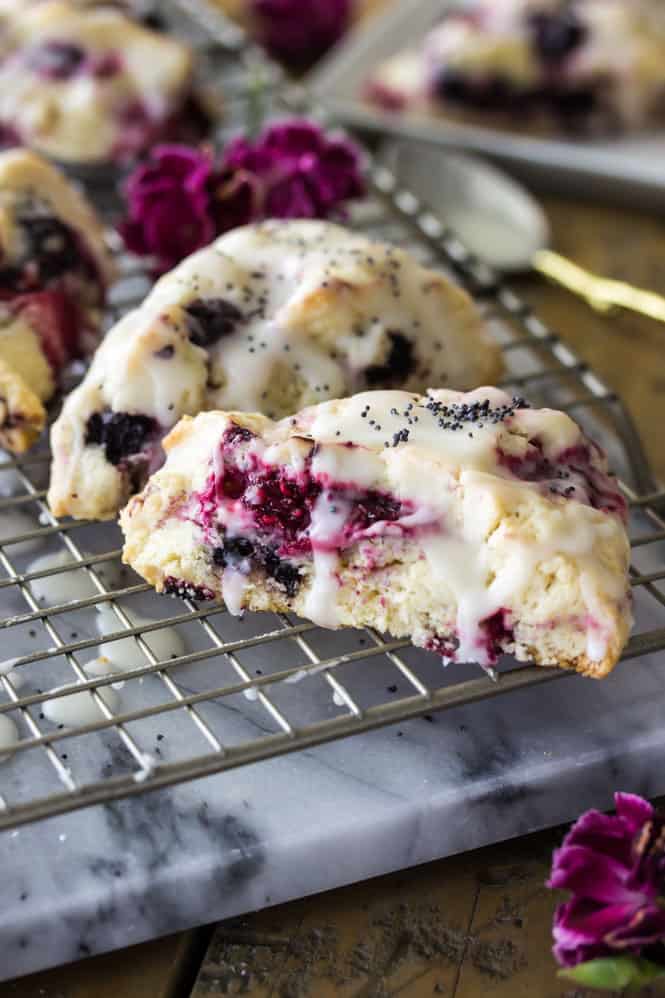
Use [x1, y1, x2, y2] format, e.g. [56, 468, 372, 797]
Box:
[311, 0, 665, 208]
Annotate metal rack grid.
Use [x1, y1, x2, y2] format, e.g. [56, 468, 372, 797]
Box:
[0, 0, 664, 831]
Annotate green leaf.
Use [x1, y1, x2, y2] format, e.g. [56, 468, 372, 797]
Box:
[246, 66, 268, 140]
[558, 956, 665, 991]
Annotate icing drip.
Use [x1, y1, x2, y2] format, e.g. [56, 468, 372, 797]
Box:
[221, 566, 248, 617]
[95, 606, 185, 670]
[303, 491, 352, 628]
[43, 681, 119, 727]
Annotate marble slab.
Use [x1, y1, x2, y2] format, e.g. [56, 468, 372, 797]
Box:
[1, 498, 664, 981]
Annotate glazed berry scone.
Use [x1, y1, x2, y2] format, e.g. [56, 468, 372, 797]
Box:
[121, 388, 632, 677]
[0, 1, 193, 163]
[0, 149, 113, 451]
[48, 219, 501, 520]
[367, 0, 665, 134]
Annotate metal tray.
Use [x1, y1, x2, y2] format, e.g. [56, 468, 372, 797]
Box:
[0, 0, 664, 833]
[311, 0, 665, 208]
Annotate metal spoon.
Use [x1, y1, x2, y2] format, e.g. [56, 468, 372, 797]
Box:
[383, 140, 665, 323]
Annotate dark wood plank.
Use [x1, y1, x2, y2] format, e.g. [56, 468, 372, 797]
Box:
[4, 930, 210, 998]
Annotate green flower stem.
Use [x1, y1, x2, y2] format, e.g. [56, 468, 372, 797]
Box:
[558, 956, 665, 991]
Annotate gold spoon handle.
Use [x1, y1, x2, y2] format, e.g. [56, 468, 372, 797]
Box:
[532, 248, 665, 323]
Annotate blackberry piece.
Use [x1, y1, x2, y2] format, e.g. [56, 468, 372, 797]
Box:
[0, 263, 23, 291]
[434, 68, 471, 103]
[20, 217, 80, 282]
[549, 86, 597, 121]
[163, 577, 215, 601]
[223, 424, 255, 446]
[528, 11, 587, 65]
[27, 42, 86, 80]
[352, 491, 402, 529]
[263, 551, 302, 598]
[365, 332, 415, 386]
[213, 537, 254, 567]
[85, 410, 157, 465]
[185, 298, 244, 348]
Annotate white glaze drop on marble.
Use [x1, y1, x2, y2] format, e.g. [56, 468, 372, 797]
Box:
[0, 510, 43, 558]
[42, 682, 119, 727]
[96, 606, 185, 672]
[133, 752, 158, 783]
[28, 550, 99, 606]
[0, 713, 19, 758]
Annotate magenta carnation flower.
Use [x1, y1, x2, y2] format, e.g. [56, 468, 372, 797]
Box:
[549, 793, 665, 970]
[119, 122, 365, 273]
[222, 120, 365, 221]
[120, 145, 218, 274]
[252, 0, 351, 70]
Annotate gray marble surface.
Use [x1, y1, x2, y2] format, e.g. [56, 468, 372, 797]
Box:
[1, 506, 664, 981]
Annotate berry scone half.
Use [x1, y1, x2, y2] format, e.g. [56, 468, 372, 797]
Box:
[48, 219, 501, 520]
[0, 149, 114, 452]
[0, 1, 193, 163]
[121, 388, 632, 678]
[367, 0, 665, 134]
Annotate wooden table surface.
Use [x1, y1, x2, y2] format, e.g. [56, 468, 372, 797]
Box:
[5, 193, 665, 998]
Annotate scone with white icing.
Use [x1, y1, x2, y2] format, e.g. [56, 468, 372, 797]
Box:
[0, 149, 114, 451]
[367, 0, 665, 134]
[48, 219, 501, 520]
[121, 388, 632, 677]
[0, 1, 193, 163]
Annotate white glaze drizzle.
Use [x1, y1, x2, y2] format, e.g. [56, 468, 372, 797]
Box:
[43, 681, 119, 727]
[221, 566, 248, 618]
[27, 549, 99, 605]
[302, 491, 351, 628]
[95, 606, 185, 671]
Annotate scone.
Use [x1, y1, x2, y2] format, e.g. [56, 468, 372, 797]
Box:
[48, 219, 501, 520]
[0, 1, 193, 163]
[0, 149, 114, 451]
[367, 0, 665, 134]
[121, 388, 632, 677]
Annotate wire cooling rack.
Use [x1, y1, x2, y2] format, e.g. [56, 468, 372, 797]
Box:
[0, 0, 664, 831]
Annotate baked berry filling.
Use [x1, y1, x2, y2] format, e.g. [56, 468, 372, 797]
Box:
[497, 440, 627, 517]
[0, 124, 20, 151]
[0, 214, 103, 308]
[528, 11, 587, 65]
[163, 577, 216, 601]
[10, 289, 84, 380]
[27, 42, 86, 80]
[213, 537, 303, 598]
[85, 410, 159, 466]
[365, 332, 415, 386]
[184, 298, 244, 349]
[426, 609, 514, 666]
[25, 42, 123, 82]
[435, 70, 521, 111]
[188, 424, 424, 599]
